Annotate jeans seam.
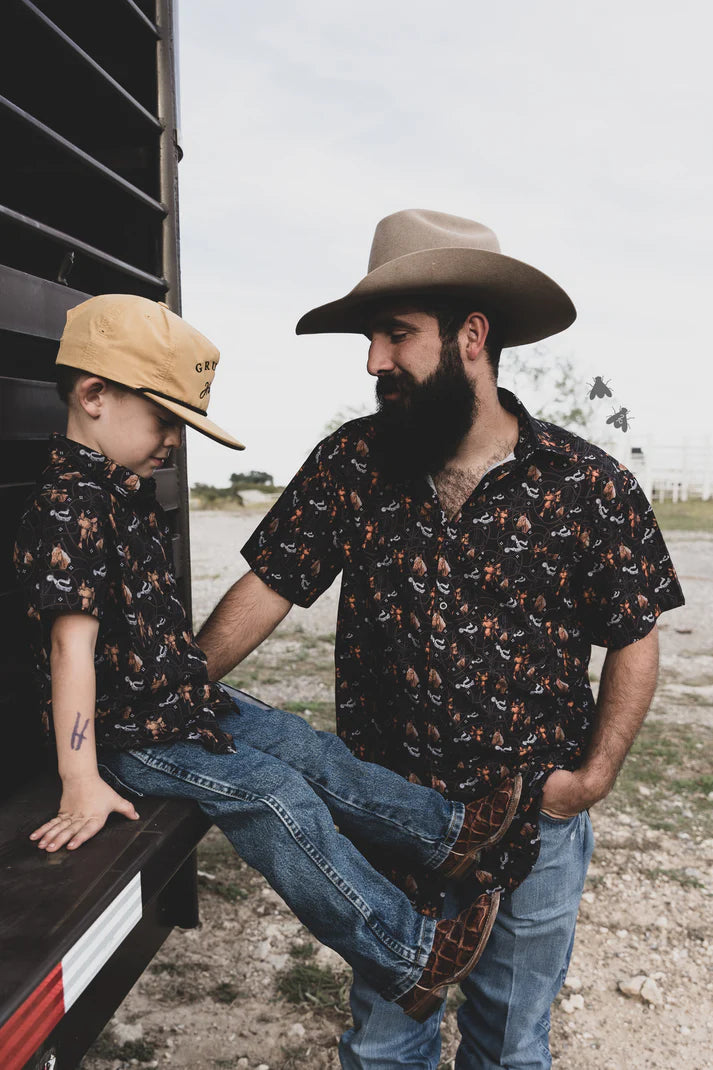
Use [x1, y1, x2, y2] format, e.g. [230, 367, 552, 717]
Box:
[299, 771, 465, 869]
[127, 747, 431, 978]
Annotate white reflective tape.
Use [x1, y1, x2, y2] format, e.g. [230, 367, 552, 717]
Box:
[62, 873, 143, 1011]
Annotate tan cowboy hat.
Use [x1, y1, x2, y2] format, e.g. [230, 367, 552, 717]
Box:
[296, 209, 576, 346]
[56, 294, 244, 449]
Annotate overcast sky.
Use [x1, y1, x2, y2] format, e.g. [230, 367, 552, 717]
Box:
[175, 1, 712, 488]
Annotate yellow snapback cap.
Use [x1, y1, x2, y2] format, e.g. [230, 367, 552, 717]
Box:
[56, 294, 244, 450]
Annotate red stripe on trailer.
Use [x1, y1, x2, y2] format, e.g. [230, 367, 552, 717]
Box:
[0, 962, 64, 1070]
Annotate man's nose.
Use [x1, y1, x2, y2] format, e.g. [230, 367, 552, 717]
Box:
[367, 337, 396, 377]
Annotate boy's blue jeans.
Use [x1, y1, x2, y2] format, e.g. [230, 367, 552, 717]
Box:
[339, 809, 595, 1069]
[98, 686, 466, 1001]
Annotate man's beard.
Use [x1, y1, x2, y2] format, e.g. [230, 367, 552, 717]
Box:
[372, 337, 477, 482]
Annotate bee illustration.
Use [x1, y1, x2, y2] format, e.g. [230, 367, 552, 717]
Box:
[606, 407, 633, 432]
[587, 376, 612, 400]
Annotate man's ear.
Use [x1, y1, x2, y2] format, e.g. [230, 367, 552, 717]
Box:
[75, 375, 110, 419]
[463, 313, 490, 362]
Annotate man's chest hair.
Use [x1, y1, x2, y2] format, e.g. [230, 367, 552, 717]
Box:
[432, 466, 486, 518]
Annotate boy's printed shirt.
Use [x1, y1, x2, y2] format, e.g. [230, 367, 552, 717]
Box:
[14, 434, 235, 754]
[243, 389, 685, 911]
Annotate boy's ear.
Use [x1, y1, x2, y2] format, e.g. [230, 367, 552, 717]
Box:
[75, 375, 110, 419]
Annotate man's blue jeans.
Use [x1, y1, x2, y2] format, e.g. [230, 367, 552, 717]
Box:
[98, 687, 466, 1001]
[339, 809, 595, 1069]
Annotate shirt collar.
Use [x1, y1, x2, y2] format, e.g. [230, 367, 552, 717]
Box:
[498, 388, 574, 464]
[48, 433, 155, 498]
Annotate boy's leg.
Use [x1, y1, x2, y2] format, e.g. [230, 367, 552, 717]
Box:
[339, 969, 446, 1070]
[99, 739, 435, 1001]
[453, 810, 595, 1069]
[218, 689, 465, 870]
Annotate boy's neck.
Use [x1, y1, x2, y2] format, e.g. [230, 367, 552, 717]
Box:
[64, 417, 105, 458]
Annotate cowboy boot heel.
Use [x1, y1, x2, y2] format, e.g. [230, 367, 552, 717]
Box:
[396, 890, 501, 1022]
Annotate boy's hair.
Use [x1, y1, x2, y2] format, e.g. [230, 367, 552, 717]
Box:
[55, 365, 129, 405]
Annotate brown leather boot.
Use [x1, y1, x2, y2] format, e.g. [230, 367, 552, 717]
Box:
[396, 891, 500, 1022]
[436, 774, 523, 880]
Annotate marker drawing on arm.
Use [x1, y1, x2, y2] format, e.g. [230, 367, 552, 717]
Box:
[71, 712, 90, 751]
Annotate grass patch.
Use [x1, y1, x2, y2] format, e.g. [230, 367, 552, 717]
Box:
[609, 721, 713, 835]
[89, 1034, 156, 1062]
[289, 941, 317, 960]
[643, 867, 705, 890]
[281, 1046, 312, 1069]
[671, 774, 713, 795]
[653, 498, 713, 534]
[203, 877, 249, 903]
[276, 962, 350, 1013]
[210, 980, 241, 1003]
[280, 698, 337, 733]
[149, 959, 208, 977]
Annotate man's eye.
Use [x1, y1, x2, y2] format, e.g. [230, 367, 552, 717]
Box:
[390, 333, 408, 344]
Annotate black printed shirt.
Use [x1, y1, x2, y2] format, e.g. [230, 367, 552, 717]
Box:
[14, 435, 235, 753]
[243, 390, 685, 908]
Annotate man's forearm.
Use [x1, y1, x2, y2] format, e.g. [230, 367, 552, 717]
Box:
[541, 625, 659, 817]
[580, 624, 659, 800]
[196, 570, 292, 681]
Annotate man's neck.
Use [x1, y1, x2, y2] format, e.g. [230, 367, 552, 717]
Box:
[432, 386, 519, 518]
[447, 387, 519, 471]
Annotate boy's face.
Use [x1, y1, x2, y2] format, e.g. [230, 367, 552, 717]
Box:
[70, 380, 184, 477]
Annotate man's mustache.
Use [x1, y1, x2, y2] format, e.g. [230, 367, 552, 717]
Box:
[375, 373, 413, 403]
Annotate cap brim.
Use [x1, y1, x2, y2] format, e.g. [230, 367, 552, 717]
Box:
[295, 248, 576, 347]
[141, 392, 245, 450]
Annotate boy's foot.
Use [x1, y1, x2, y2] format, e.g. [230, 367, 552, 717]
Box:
[437, 774, 523, 880]
[396, 891, 500, 1022]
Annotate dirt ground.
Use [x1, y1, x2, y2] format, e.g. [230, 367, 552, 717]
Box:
[80, 507, 713, 1070]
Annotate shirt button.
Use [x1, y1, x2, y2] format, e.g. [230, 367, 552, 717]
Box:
[440, 601, 447, 610]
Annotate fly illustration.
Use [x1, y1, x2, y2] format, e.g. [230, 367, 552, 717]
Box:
[587, 376, 612, 399]
[606, 407, 633, 432]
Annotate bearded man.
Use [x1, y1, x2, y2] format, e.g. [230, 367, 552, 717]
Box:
[197, 210, 684, 1069]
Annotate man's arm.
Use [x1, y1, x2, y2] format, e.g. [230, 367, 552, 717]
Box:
[31, 612, 139, 852]
[196, 570, 293, 682]
[540, 624, 659, 818]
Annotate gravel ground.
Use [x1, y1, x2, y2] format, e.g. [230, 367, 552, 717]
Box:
[80, 509, 713, 1070]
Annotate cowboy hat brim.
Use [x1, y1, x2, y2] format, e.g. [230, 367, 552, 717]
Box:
[141, 391, 245, 450]
[295, 247, 576, 347]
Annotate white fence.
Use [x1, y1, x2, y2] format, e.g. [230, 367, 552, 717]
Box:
[597, 438, 712, 503]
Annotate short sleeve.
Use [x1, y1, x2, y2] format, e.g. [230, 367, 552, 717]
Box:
[15, 485, 111, 621]
[242, 438, 344, 607]
[580, 463, 685, 648]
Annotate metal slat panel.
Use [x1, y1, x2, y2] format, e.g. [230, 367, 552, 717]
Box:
[116, 0, 159, 35]
[154, 465, 179, 510]
[0, 205, 168, 291]
[0, 97, 166, 215]
[17, 0, 162, 130]
[0, 377, 65, 440]
[0, 265, 88, 339]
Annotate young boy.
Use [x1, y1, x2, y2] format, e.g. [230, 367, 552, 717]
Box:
[14, 294, 527, 1022]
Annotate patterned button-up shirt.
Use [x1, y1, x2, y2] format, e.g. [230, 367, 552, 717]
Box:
[14, 435, 235, 754]
[243, 390, 684, 909]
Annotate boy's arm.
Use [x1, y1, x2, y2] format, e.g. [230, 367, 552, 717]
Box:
[31, 612, 140, 852]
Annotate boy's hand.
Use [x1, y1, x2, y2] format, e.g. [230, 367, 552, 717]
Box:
[30, 774, 140, 852]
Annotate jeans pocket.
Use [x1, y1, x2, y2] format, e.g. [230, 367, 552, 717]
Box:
[539, 810, 579, 827]
[98, 762, 145, 798]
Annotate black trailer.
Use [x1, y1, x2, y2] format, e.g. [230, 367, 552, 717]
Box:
[0, 4, 218, 1067]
